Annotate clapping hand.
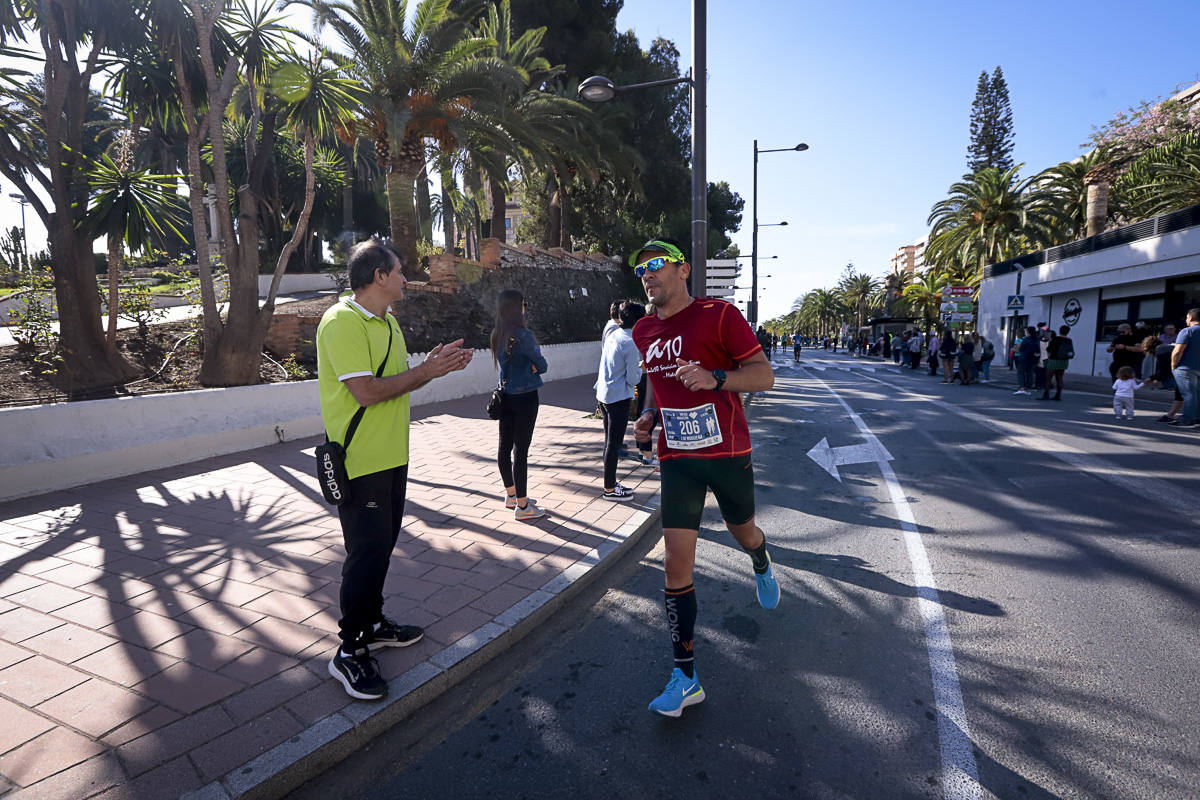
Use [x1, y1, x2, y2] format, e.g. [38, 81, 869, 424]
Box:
[423, 339, 473, 378]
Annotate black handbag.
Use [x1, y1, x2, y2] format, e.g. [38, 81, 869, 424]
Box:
[316, 323, 392, 505]
[486, 337, 515, 420]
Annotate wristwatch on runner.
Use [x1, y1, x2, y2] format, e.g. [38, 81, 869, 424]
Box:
[711, 369, 726, 391]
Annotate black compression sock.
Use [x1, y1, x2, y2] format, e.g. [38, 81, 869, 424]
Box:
[745, 536, 770, 574]
[664, 584, 697, 679]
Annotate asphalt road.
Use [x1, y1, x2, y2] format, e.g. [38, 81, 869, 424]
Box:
[289, 351, 1200, 800]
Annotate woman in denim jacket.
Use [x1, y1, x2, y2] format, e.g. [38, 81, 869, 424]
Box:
[491, 289, 549, 519]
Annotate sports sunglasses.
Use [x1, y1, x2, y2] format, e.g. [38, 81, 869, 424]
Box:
[634, 256, 679, 277]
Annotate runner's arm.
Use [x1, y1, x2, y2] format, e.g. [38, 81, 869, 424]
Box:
[634, 377, 657, 442]
[674, 350, 774, 393]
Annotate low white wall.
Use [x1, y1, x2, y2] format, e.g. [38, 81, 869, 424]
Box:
[1, 274, 331, 325]
[0, 340, 601, 502]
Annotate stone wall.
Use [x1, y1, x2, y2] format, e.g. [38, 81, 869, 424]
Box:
[266, 239, 637, 359]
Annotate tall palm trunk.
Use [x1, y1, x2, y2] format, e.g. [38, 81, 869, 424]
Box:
[416, 164, 433, 242]
[342, 158, 354, 233]
[489, 175, 506, 244]
[558, 178, 570, 249]
[386, 167, 422, 279]
[546, 170, 560, 248]
[440, 165, 456, 254]
[105, 237, 121, 346]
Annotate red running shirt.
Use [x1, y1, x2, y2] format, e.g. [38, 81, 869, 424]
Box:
[632, 298, 763, 461]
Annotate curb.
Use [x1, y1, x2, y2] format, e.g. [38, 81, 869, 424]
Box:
[179, 492, 662, 800]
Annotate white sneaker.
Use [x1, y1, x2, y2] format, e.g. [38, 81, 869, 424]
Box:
[1013, 389, 1029, 395]
[515, 500, 545, 520]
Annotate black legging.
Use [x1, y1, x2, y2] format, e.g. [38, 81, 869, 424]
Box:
[498, 390, 539, 498]
[601, 398, 632, 489]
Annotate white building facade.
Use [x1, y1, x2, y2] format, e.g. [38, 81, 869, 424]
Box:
[978, 204, 1200, 376]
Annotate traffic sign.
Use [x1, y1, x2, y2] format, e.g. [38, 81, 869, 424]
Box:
[940, 302, 956, 313]
[943, 285, 974, 297]
[1006, 295, 1025, 310]
[949, 312, 974, 322]
[955, 302, 975, 312]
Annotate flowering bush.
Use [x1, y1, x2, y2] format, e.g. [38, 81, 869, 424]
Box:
[1087, 90, 1200, 164]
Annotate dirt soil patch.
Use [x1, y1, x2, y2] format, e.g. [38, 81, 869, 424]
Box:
[0, 299, 321, 408]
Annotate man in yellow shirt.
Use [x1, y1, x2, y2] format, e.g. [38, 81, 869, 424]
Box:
[317, 240, 472, 700]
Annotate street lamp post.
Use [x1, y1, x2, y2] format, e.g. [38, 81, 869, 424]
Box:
[751, 141, 807, 326]
[1008, 263, 1024, 369]
[579, 0, 708, 297]
[8, 192, 29, 270]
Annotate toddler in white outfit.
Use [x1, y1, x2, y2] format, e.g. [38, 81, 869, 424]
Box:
[1112, 365, 1143, 420]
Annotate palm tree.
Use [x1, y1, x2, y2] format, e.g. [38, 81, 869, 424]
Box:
[838, 270, 879, 333]
[925, 165, 1065, 280]
[0, 0, 149, 390]
[1034, 149, 1111, 242]
[268, 50, 363, 303]
[295, 0, 525, 277]
[1114, 133, 1200, 219]
[901, 269, 948, 334]
[83, 141, 186, 344]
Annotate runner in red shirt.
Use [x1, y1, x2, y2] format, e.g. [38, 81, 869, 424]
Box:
[629, 239, 780, 717]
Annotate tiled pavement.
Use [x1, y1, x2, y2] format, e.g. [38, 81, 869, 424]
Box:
[0, 376, 662, 799]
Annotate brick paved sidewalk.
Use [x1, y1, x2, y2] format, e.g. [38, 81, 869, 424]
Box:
[0, 376, 661, 799]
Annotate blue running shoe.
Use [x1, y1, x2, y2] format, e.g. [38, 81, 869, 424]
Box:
[648, 668, 705, 717]
[755, 552, 780, 610]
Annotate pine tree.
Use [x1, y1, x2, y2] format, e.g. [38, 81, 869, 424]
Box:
[966, 66, 1015, 173]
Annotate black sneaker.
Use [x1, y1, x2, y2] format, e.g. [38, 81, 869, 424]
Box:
[366, 616, 424, 651]
[329, 648, 387, 700]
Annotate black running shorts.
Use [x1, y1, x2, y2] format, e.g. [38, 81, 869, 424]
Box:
[659, 455, 756, 531]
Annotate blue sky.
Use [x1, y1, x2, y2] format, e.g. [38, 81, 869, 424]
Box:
[2, 1, 1198, 321]
[615, 0, 1199, 319]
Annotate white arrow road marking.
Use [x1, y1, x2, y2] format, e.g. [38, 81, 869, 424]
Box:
[806, 436, 894, 482]
[797, 367, 981, 800]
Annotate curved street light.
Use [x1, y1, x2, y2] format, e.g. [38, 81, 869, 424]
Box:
[750, 141, 808, 325]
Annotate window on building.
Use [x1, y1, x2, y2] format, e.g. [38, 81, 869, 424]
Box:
[505, 218, 512, 229]
[1098, 296, 1166, 341]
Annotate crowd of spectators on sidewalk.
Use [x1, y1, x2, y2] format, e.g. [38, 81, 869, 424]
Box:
[810, 309, 1199, 429]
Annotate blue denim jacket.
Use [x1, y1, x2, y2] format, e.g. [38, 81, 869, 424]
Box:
[499, 327, 547, 395]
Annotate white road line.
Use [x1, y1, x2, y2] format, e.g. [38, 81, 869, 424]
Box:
[863, 375, 1200, 517]
[802, 369, 982, 800]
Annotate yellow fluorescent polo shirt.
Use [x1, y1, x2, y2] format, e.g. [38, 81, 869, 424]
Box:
[316, 296, 410, 479]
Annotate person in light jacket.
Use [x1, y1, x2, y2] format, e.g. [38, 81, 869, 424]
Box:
[595, 300, 646, 501]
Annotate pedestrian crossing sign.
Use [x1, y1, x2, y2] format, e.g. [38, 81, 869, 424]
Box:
[1007, 295, 1025, 310]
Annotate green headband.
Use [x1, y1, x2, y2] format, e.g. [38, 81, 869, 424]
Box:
[628, 240, 685, 267]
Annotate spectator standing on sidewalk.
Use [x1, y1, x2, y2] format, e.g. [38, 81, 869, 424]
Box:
[908, 332, 922, 370]
[926, 331, 939, 375]
[602, 301, 621, 342]
[1170, 308, 1200, 427]
[1034, 324, 1052, 392]
[596, 301, 646, 501]
[1112, 366, 1144, 421]
[938, 332, 958, 383]
[977, 334, 995, 382]
[958, 334, 977, 385]
[1107, 323, 1143, 380]
[1015, 326, 1039, 395]
[1145, 329, 1183, 422]
[1040, 326, 1074, 400]
[317, 240, 473, 701]
[493, 289, 549, 520]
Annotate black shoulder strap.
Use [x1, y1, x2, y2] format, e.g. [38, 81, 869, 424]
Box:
[342, 319, 393, 450]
